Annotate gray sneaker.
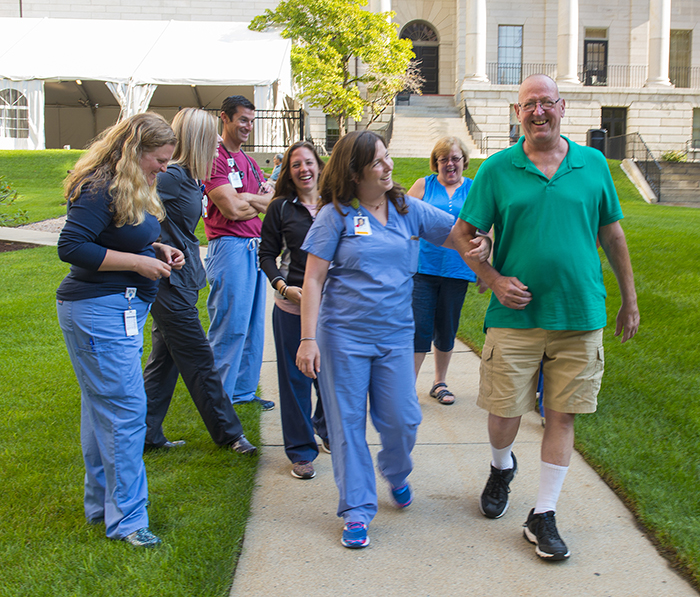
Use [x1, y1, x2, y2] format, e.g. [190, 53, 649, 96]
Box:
[122, 527, 162, 548]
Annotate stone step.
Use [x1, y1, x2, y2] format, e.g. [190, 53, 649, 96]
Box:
[389, 96, 482, 158]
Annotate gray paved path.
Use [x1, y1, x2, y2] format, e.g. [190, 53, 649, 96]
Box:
[230, 286, 698, 597]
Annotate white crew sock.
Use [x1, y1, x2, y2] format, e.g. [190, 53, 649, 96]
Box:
[490, 442, 514, 470]
[534, 461, 569, 514]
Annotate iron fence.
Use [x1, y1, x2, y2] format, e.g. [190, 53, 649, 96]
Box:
[485, 63, 700, 89]
[205, 108, 307, 152]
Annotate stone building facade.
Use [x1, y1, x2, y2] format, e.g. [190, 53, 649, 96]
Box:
[1, 0, 698, 156]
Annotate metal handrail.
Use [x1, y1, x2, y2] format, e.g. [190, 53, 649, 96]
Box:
[685, 139, 700, 162]
[608, 132, 662, 200]
[481, 135, 511, 156]
[464, 102, 484, 153]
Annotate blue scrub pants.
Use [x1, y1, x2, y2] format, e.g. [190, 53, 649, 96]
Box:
[272, 305, 327, 463]
[57, 293, 150, 540]
[205, 236, 266, 403]
[317, 328, 422, 526]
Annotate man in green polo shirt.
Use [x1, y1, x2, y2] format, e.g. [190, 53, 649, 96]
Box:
[452, 74, 639, 560]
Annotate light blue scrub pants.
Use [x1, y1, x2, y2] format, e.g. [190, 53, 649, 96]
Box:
[57, 293, 151, 540]
[317, 328, 423, 526]
[205, 236, 266, 403]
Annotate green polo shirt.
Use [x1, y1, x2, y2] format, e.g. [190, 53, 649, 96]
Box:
[459, 136, 623, 331]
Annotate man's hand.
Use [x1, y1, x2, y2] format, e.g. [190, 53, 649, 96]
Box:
[615, 303, 640, 343]
[491, 276, 531, 310]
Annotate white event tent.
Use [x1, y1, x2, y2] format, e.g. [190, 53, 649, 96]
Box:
[0, 17, 293, 149]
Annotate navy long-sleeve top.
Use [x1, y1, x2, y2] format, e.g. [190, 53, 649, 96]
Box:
[156, 164, 206, 291]
[56, 183, 160, 302]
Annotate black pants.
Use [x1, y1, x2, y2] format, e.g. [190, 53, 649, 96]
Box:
[143, 281, 244, 447]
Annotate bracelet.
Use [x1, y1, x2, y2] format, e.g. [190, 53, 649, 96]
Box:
[300, 337, 316, 342]
[279, 284, 288, 297]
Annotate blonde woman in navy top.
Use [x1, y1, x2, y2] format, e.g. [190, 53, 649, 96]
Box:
[57, 113, 183, 548]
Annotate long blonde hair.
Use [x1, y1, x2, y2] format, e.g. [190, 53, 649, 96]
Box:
[170, 108, 217, 181]
[64, 112, 176, 226]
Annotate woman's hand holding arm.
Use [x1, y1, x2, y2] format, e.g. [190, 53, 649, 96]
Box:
[98, 249, 172, 281]
[296, 254, 329, 379]
[153, 242, 185, 270]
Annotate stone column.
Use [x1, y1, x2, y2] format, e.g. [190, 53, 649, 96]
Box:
[464, 0, 488, 82]
[646, 0, 672, 87]
[556, 0, 580, 84]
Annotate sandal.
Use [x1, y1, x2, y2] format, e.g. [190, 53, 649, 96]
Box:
[429, 382, 455, 405]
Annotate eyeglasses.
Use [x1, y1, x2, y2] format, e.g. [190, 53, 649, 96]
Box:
[518, 98, 561, 113]
[436, 156, 464, 165]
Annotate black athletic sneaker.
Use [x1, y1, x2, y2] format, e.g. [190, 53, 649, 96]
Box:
[523, 509, 571, 560]
[479, 453, 518, 518]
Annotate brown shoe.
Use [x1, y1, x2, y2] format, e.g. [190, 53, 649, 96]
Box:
[291, 460, 316, 479]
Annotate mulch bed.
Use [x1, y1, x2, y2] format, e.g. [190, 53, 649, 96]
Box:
[0, 240, 40, 253]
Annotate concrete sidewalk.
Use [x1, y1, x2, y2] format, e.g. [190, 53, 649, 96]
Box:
[231, 287, 697, 597]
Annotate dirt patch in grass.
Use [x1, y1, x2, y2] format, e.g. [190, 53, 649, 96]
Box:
[0, 240, 40, 253]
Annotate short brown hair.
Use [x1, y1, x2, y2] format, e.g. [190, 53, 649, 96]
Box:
[429, 136, 470, 173]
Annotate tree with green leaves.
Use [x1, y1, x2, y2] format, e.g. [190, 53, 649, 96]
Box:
[250, 0, 422, 136]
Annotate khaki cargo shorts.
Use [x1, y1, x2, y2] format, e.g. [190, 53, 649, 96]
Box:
[477, 328, 605, 418]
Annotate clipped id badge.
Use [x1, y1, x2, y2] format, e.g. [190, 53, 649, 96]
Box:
[228, 171, 243, 189]
[124, 287, 138, 337]
[353, 216, 372, 236]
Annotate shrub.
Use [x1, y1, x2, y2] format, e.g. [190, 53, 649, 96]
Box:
[0, 176, 28, 226]
[660, 149, 687, 162]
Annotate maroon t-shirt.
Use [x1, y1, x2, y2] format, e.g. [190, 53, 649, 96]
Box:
[203, 147, 264, 240]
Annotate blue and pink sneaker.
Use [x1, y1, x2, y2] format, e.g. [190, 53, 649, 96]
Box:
[341, 522, 370, 549]
[390, 483, 413, 508]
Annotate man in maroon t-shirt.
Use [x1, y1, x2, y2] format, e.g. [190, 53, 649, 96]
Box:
[203, 95, 275, 409]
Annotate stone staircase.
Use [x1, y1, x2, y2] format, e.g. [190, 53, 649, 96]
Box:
[659, 162, 700, 205]
[388, 95, 481, 159]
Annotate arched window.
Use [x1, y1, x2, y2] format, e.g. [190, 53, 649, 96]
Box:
[0, 89, 29, 139]
[400, 22, 439, 94]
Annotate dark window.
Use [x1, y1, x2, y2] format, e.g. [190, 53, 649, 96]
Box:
[584, 40, 608, 86]
[602, 107, 627, 160]
[498, 26, 523, 85]
[670, 30, 692, 88]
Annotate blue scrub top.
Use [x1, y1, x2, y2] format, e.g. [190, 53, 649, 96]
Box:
[302, 196, 454, 346]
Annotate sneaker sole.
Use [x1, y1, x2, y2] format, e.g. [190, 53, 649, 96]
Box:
[523, 528, 570, 560]
[290, 469, 316, 480]
[479, 499, 509, 519]
[341, 536, 370, 549]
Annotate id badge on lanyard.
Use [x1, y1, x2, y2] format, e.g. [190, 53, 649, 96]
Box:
[124, 287, 138, 336]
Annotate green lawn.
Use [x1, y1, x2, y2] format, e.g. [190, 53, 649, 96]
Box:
[2, 150, 699, 592]
[0, 247, 260, 597]
[0, 150, 84, 222]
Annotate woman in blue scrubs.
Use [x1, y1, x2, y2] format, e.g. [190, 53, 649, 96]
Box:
[296, 131, 490, 549]
[57, 113, 183, 548]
